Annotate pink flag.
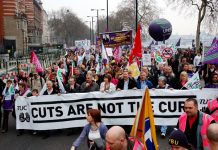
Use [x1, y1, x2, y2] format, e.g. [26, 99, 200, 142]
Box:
[113, 46, 122, 63]
[30, 51, 44, 72]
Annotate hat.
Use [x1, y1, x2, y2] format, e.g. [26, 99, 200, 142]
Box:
[168, 129, 189, 149]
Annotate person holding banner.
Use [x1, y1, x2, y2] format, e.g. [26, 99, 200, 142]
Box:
[117, 70, 137, 91]
[41, 80, 60, 139]
[176, 71, 188, 89]
[15, 82, 31, 136]
[80, 73, 99, 93]
[105, 126, 145, 150]
[71, 109, 108, 150]
[177, 98, 215, 150]
[154, 76, 171, 137]
[65, 77, 80, 93]
[136, 71, 153, 89]
[1, 80, 14, 133]
[100, 74, 116, 92]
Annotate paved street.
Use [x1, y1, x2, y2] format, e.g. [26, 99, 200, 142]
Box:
[0, 116, 171, 150]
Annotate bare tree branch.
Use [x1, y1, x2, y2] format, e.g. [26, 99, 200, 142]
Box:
[191, 0, 200, 10]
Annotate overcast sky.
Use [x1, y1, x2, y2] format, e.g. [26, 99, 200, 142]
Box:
[42, 0, 197, 35]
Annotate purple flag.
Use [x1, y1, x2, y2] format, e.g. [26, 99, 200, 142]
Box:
[211, 37, 217, 46]
[204, 39, 218, 64]
[176, 38, 181, 47]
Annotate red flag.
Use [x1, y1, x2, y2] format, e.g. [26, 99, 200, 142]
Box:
[30, 51, 44, 72]
[129, 24, 142, 64]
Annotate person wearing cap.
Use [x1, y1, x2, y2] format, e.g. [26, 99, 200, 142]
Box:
[207, 123, 218, 150]
[168, 129, 190, 150]
[177, 98, 215, 150]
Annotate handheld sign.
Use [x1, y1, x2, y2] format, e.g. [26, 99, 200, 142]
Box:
[162, 47, 173, 59]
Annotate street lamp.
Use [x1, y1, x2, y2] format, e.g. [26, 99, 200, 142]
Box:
[87, 16, 97, 45]
[136, 0, 138, 31]
[106, 0, 109, 31]
[91, 9, 105, 35]
[85, 21, 92, 43]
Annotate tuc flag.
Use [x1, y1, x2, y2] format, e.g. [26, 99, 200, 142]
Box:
[128, 24, 142, 65]
[30, 51, 43, 72]
[130, 88, 158, 150]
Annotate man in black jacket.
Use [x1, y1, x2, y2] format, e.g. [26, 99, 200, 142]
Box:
[116, 70, 137, 90]
[65, 77, 80, 93]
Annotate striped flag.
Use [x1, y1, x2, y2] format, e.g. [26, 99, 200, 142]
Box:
[130, 88, 158, 150]
[57, 67, 66, 94]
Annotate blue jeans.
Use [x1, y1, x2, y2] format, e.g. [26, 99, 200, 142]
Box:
[161, 126, 167, 134]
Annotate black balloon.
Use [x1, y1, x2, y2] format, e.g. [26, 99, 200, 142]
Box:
[148, 18, 172, 41]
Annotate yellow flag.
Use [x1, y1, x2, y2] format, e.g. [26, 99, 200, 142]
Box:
[130, 88, 158, 150]
[127, 62, 140, 78]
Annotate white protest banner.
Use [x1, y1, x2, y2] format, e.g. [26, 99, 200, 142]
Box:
[75, 39, 91, 48]
[151, 45, 156, 52]
[106, 48, 113, 57]
[142, 54, 151, 66]
[15, 89, 218, 130]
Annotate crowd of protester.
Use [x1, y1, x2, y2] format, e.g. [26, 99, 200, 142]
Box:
[0, 46, 217, 149]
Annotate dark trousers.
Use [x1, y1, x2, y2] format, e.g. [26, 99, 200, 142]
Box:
[0, 103, 2, 128]
[12, 105, 24, 135]
[2, 110, 10, 131]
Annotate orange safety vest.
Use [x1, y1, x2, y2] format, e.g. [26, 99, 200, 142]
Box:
[207, 99, 218, 122]
[178, 112, 214, 150]
[129, 137, 145, 150]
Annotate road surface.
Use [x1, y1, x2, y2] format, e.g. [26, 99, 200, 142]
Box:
[0, 116, 172, 150]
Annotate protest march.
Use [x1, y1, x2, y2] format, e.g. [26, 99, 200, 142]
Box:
[0, 0, 218, 150]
